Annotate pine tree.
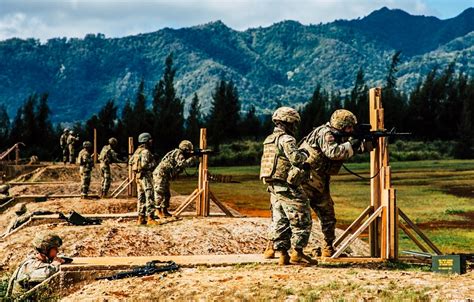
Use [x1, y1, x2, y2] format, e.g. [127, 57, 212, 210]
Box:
[185, 93, 202, 142]
[240, 105, 261, 139]
[383, 51, 406, 129]
[0, 105, 10, 149]
[300, 84, 328, 137]
[349, 68, 369, 123]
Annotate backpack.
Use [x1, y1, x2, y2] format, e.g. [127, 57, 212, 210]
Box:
[98, 146, 110, 163]
[129, 147, 143, 172]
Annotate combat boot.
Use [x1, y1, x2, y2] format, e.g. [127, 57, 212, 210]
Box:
[147, 215, 160, 225]
[322, 245, 335, 258]
[156, 208, 165, 219]
[278, 250, 290, 265]
[137, 215, 147, 225]
[162, 207, 173, 218]
[290, 248, 318, 265]
[263, 241, 275, 259]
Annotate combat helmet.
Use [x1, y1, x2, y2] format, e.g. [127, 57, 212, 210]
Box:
[108, 137, 118, 146]
[138, 132, 152, 144]
[14, 203, 27, 216]
[32, 233, 63, 254]
[63, 128, 69, 133]
[330, 109, 357, 130]
[83, 141, 92, 148]
[272, 107, 301, 124]
[178, 140, 193, 152]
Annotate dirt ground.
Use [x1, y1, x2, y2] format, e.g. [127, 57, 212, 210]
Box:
[1, 164, 473, 300]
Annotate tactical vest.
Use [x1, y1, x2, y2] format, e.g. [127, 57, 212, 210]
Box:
[98, 145, 111, 164]
[259, 131, 291, 182]
[130, 146, 145, 172]
[300, 126, 344, 175]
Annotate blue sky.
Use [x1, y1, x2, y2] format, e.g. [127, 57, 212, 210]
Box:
[0, 0, 472, 41]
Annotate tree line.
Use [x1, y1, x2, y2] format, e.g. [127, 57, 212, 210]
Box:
[1, 52, 473, 161]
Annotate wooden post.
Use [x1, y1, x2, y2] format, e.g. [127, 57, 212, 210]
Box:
[93, 128, 98, 165]
[15, 144, 19, 165]
[128, 137, 136, 197]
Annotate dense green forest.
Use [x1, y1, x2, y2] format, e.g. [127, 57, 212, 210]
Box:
[2, 52, 473, 164]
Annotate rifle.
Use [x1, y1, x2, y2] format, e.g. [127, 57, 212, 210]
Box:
[58, 211, 102, 226]
[96, 260, 179, 280]
[334, 123, 411, 141]
[187, 148, 216, 157]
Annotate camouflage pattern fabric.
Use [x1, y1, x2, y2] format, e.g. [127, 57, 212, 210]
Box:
[132, 145, 156, 216]
[7, 254, 60, 297]
[268, 183, 312, 251]
[67, 134, 79, 164]
[60, 133, 69, 163]
[99, 144, 121, 195]
[77, 148, 93, 196]
[153, 149, 195, 209]
[300, 122, 356, 246]
[262, 126, 312, 251]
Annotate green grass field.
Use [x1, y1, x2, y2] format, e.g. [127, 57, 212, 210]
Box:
[172, 160, 474, 254]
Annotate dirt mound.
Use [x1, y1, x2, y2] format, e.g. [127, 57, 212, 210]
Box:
[62, 265, 474, 301]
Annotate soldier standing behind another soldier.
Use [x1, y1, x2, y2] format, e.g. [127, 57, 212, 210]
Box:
[6, 233, 65, 298]
[98, 137, 125, 198]
[260, 106, 317, 266]
[129, 132, 158, 225]
[77, 141, 94, 199]
[299, 109, 372, 257]
[67, 131, 79, 164]
[59, 128, 69, 164]
[153, 140, 197, 218]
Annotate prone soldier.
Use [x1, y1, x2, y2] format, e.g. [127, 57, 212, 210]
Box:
[6, 233, 66, 298]
[260, 106, 316, 265]
[129, 132, 158, 225]
[77, 141, 94, 199]
[153, 140, 197, 218]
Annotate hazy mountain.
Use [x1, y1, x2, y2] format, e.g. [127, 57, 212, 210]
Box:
[0, 7, 473, 122]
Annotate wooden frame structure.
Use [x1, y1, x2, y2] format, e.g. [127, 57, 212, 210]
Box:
[331, 87, 442, 260]
[174, 128, 235, 217]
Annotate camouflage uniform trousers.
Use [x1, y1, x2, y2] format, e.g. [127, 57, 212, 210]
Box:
[68, 145, 75, 164]
[136, 172, 156, 217]
[302, 174, 336, 246]
[268, 182, 312, 251]
[100, 163, 112, 195]
[80, 168, 92, 196]
[153, 173, 171, 209]
[61, 147, 69, 163]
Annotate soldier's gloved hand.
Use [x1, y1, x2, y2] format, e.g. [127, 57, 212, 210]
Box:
[349, 138, 361, 150]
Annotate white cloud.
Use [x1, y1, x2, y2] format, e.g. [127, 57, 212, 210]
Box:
[0, 0, 467, 41]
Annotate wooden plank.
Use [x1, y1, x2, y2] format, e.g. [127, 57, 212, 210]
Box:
[389, 189, 398, 259]
[332, 206, 384, 258]
[112, 178, 134, 198]
[399, 209, 442, 255]
[128, 137, 136, 197]
[93, 128, 97, 165]
[209, 190, 234, 217]
[399, 222, 429, 253]
[174, 189, 203, 216]
[334, 205, 372, 247]
[320, 257, 386, 263]
[380, 191, 388, 260]
[110, 178, 130, 196]
[173, 188, 199, 214]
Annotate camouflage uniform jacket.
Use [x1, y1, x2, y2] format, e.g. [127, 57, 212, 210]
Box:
[77, 149, 94, 172]
[59, 133, 68, 148]
[66, 134, 79, 145]
[131, 145, 156, 179]
[7, 254, 60, 296]
[99, 145, 120, 166]
[153, 149, 195, 179]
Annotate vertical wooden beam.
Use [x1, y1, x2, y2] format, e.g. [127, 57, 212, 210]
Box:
[389, 189, 398, 259]
[201, 128, 210, 216]
[128, 137, 136, 197]
[93, 128, 98, 165]
[15, 144, 19, 165]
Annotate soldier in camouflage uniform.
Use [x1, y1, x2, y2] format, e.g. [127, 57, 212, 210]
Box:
[129, 132, 158, 225]
[77, 141, 94, 199]
[153, 140, 197, 218]
[98, 137, 125, 198]
[260, 106, 317, 266]
[299, 109, 371, 257]
[67, 131, 79, 164]
[6, 233, 65, 298]
[59, 128, 69, 164]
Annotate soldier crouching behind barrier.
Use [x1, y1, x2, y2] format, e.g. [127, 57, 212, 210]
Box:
[77, 141, 94, 199]
[6, 233, 66, 298]
[299, 109, 373, 257]
[153, 140, 197, 218]
[129, 132, 158, 225]
[98, 137, 126, 198]
[260, 106, 317, 266]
